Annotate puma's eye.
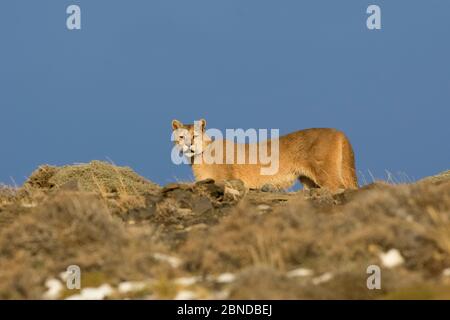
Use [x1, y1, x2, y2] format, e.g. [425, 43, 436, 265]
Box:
[179, 135, 184, 139]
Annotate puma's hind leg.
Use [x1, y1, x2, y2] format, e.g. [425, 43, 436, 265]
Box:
[299, 176, 319, 191]
[311, 169, 346, 194]
[338, 133, 358, 189]
[315, 131, 358, 192]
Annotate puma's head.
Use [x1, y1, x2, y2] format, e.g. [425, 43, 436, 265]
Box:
[171, 119, 208, 158]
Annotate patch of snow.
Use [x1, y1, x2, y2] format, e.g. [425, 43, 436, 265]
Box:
[257, 204, 271, 211]
[175, 276, 201, 286]
[216, 273, 236, 284]
[43, 278, 64, 300]
[379, 249, 404, 269]
[286, 268, 314, 278]
[21, 203, 37, 208]
[153, 253, 181, 268]
[442, 268, 450, 277]
[118, 281, 148, 294]
[65, 284, 114, 300]
[214, 290, 230, 300]
[312, 272, 334, 285]
[175, 290, 197, 300]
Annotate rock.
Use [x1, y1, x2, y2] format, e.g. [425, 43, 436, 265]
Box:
[261, 184, 282, 193]
[120, 196, 159, 222]
[196, 182, 225, 201]
[225, 187, 241, 199]
[162, 183, 192, 193]
[220, 180, 246, 202]
[145, 194, 163, 206]
[192, 196, 214, 214]
[125, 205, 156, 222]
[167, 189, 195, 205]
[195, 178, 215, 185]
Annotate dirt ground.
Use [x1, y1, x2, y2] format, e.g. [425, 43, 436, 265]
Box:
[0, 161, 449, 299]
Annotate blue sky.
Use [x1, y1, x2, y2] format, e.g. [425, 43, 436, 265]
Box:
[0, 0, 449, 186]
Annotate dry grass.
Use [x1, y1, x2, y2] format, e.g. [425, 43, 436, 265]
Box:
[0, 184, 17, 206]
[1, 164, 449, 299]
[17, 161, 159, 218]
[0, 191, 172, 299]
[23, 160, 160, 195]
[180, 180, 450, 298]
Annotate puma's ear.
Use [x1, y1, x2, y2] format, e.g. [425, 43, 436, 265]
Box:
[199, 118, 207, 131]
[172, 119, 183, 130]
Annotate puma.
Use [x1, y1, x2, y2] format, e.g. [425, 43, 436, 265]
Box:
[171, 119, 358, 193]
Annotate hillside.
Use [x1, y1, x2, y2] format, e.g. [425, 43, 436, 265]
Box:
[0, 161, 449, 299]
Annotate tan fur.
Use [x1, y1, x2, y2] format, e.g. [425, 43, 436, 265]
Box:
[172, 119, 358, 193]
